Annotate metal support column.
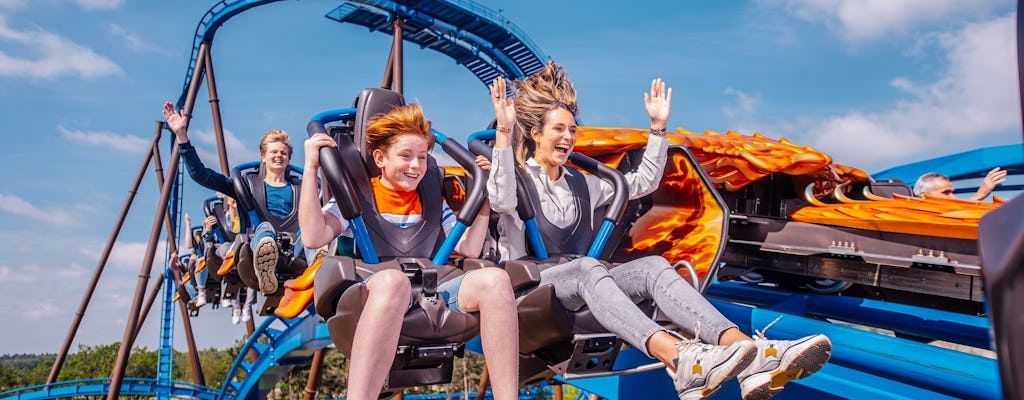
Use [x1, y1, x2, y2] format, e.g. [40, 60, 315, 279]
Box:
[156, 264, 176, 398]
[390, 16, 404, 95]
[46, 125, 161, 384]
[106, 43, 207, 397]
[302, 348, 326, 400]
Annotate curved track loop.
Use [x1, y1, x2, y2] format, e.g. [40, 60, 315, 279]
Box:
[0, 377, 222, 399]
[0, 306, 328, 400]
[218, 306, 330, 400]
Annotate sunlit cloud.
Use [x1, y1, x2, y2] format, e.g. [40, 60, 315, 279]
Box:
[722, 87, 761, 119]
[0, 193, 83, 228]
[0, 14, 123, 79]
[0, 264, 36, 283]
[67, 0, 123, 10]
[103, 241, 170, 271]
[192, 127, 260, 165]
[58, 125, 150, 153]
[109, 23, 165, 54]
[801, 14, 1020, 170]
[772, 0, 1004, 42]
[0, 0, 25, 10]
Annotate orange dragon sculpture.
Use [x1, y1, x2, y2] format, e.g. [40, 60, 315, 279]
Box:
[570, 126, 1000, 279]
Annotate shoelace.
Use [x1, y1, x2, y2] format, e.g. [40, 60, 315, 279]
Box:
[674, 322, 703, 352]
[754, 315, 783, 341]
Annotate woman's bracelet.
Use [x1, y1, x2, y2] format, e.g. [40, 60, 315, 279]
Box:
[649, 128, 667, 137]
[496, 126, 512, 135]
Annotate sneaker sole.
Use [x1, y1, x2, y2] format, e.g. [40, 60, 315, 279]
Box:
[681, 341, 757, 400]
[255, 239, 279, 294]
[742, 335, 832, 400]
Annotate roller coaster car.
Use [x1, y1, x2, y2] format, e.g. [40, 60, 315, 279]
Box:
[227, 161, 309, 316]
[178, 224, 223, 316]
[466, 136, 681, 384]
[567, 127, 1001, 315]
[312, 88, 490, 391]
[197, 196, 241, 304]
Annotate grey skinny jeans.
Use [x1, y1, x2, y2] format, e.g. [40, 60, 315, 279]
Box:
[538, 255, 736, 356]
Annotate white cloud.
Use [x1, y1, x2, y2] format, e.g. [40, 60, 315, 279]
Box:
[0, 299, 62, 320]
[0, 14, 123, 79]
[0, 264, 35, 283]
[0, 193, 83, 228]
[0, 261, 84, 284]
[722, 87, 761, 119]
[109, 23, 164, 54]
[0, 0, 122, 11]
[105, 241, 169, 271]
[0, 0, 25, 9]
[22, 301, 62, 319]
[56, 262, 89, 279]
[58, 125, 150, 153]
[802, 14, 1020, 170]
[192, 128, 260, 165]
[775, 0, 1003, 42]
[68, 0, 123, 10]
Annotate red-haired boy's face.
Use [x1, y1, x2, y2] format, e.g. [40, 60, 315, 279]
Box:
[373, 133, 429, 192]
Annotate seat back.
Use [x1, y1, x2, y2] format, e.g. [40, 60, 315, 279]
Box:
[518, 165, 593, 256]
[468, 134, 629, 259]
[203, 195, 242, 242]
[230, 161, 303, 234]
[469, 132, 639, 380]
[309, 88, 490, 390]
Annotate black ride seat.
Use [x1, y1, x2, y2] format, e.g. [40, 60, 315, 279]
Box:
[201, 195, 243, 303]
[228, 161, 308, 315]
[470, 135, 669, 383]
[311, 88, 490, 390]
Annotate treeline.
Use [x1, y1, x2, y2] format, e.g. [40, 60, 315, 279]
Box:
[0, 343, 492, 399]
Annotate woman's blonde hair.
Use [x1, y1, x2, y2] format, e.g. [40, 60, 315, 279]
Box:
[365, 103, 435, 154]
[511, 61, 579, 167]
[259, 130, 293, 157]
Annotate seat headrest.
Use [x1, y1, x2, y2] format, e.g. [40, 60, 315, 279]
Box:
[353, 88, 406, 177]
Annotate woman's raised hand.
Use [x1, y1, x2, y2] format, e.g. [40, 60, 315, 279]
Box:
[643, 78, 672, 130]
[490, 77, 516, 137]
[303, 133, 337, 170]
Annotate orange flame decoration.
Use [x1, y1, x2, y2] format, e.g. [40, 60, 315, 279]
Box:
[791, 192, 999, 240]
[444, 126, 997, 278]
[609, 148, 725, 279]
[574, 126, 870, 191]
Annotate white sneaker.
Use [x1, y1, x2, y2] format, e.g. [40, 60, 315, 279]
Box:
[221, 298, 233, 308]
[737, 317, 832, 400]
[231, 308, 242, 325]
[194, 291, 207, 308]
[254, 236, 279, 294]
[241, 306, 252, 322]
[669, 329, 756, 399]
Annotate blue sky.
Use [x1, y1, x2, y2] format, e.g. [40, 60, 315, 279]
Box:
[0, 0, 1019, 355]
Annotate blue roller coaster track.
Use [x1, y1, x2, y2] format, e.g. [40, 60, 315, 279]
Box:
[177, 0, 548, 107]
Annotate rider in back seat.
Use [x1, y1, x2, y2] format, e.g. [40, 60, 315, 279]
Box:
[299, 103, 520, 400]
[162, 102, 320, 295]
[486, 62, 832, 400]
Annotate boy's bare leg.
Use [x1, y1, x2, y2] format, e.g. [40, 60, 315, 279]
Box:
[457, 268, 519, 400]
[346, 269, 412, 400]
